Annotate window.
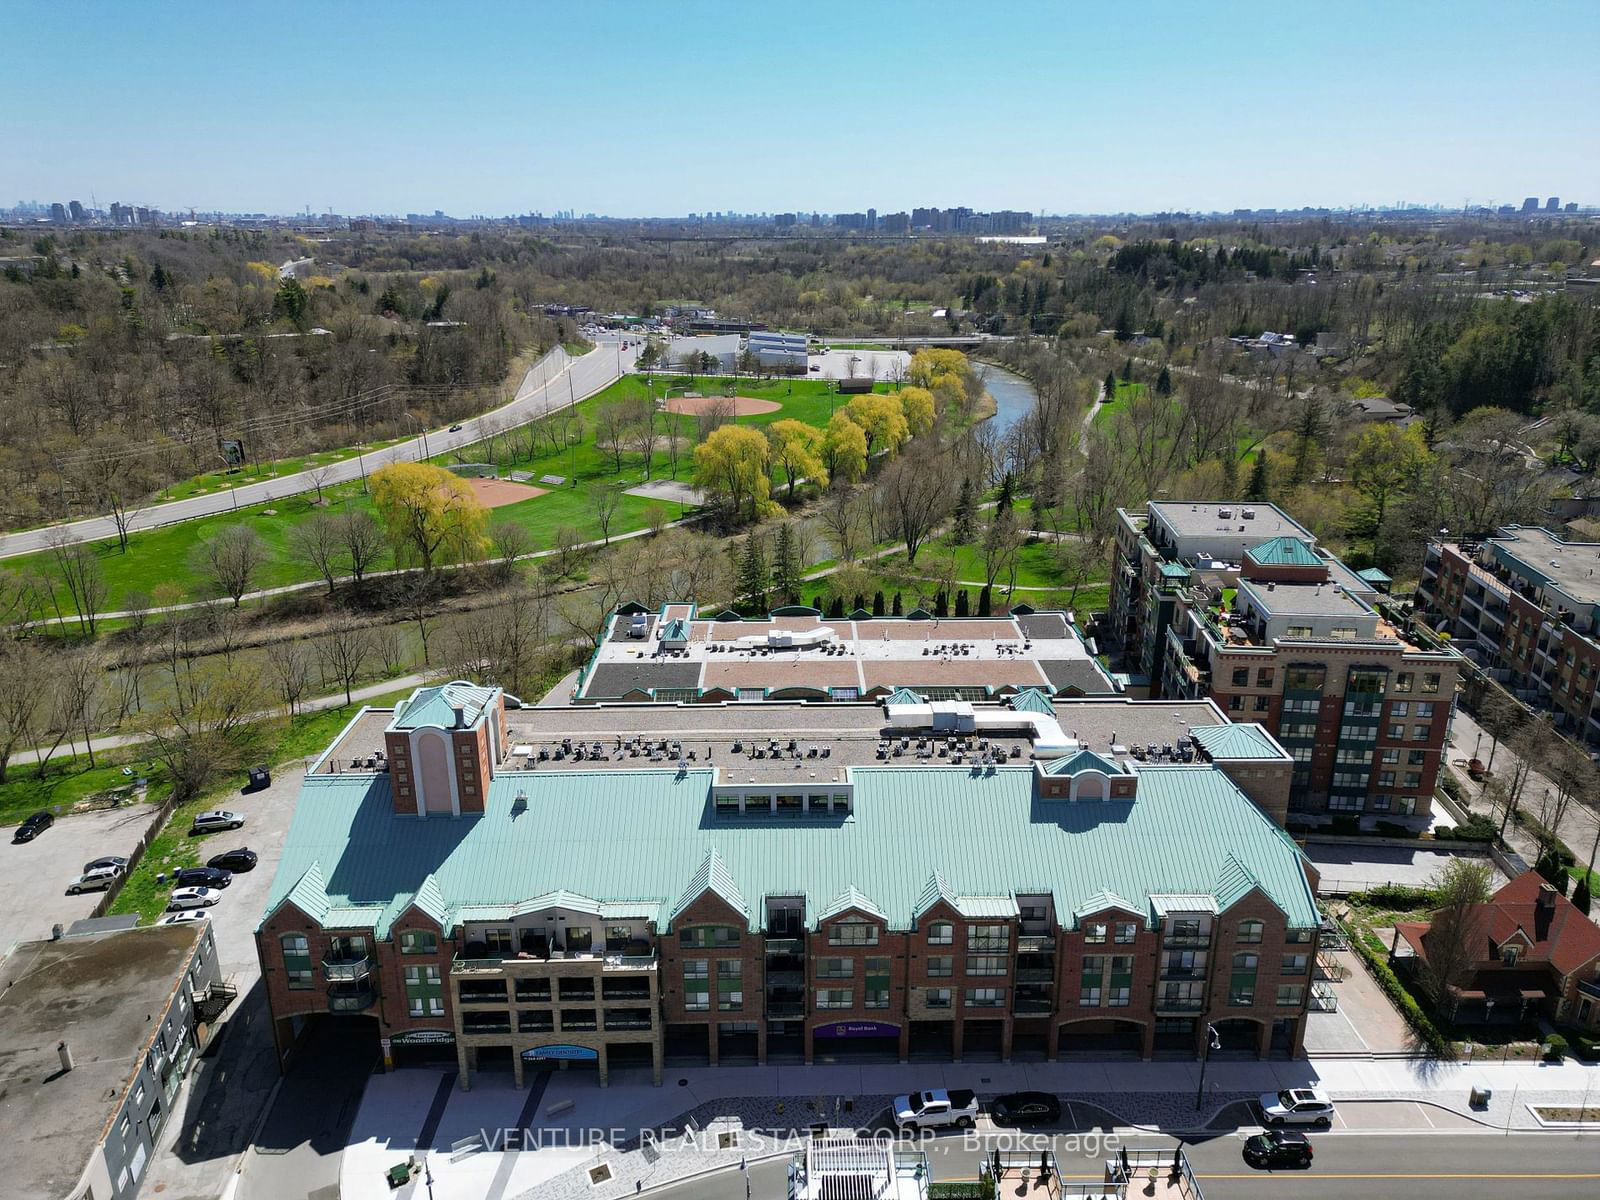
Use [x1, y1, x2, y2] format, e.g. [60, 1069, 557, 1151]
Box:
[280, 933, 312, 990]
[864, 957, 891, 1008]
[405, 964, 445, 1016]
[816, 988, 853, 1009]
[1018, 903, 1048, 924]
[967, 955, 1007, 976]
[1380, 748, 1400, 764]
[680, 926, 739, 948]
[924, 987, 952, 1009]
[1408, 749, 1426, 766]
[400, 930, 437, 956]
[1378, 770, 1396, 787]
[1421, 673, 1441, 694]
[1329, 794, 1366, 811]
[927, 955, 953, 977]
[828, 920, 878, 946]
[1277, 984, 1306, 1007]
[1386, 722, 1406, 739]
[1108, 956, 1133, 1007]
[1410, 724, 1430, 741]
[1114, 922, 1138, 944]
[1279, 721, 1317, 740]
[1286, 928, 1314, 944]
[1228, 695, 1244, 712]
[1168, 918, 1203, 942]
[968, 924, 1009, 951]
[1256, 667, 1275, 687]
[683, 959, 710, 1011]
[1390, 701, 1409, 717]
[1394, 671, 1414, 693]
[1330, 626, 1357, 640]
[482, 928, 514, 956]
[564, 926, 593, 952]
[1415, 702, 1435, 718]
[965, 987, 1005, 1008]
[1286, 625, 1313, 638]
[1229, 953, 1259, 1006]
[816, 957, 853, 979]
[1080, 955, 1104, 1006]
[1404, 771, 1422, 788]
[1236, 920, 1264, 944]
[1281, 954, 1309, 975]
[1285, 665, 1325, 690]
[1371, 794, 1392, 811]
[1084, 922, 1108, 944]
[717, 960, 742, 1011]
[927, 922, 954, 945]
[1232, 668, 1249, 687]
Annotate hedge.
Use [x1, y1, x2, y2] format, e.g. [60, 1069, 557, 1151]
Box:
[1449, 814, 1500, 844]
[1345, 922, 1452, 1057]
[1567, 1033, 1600, 1062]
[930, 1184, 994, 1200]
[1353, 883, 1436, 909]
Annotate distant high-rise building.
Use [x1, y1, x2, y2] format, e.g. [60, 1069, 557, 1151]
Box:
[109, 202, 129, 224]
[833, 211, 867, 230]
[810, 212, 821, 227]
[1520, 196, 1540, 213]
[1545, 196, 1560, 212]
[1565, 202, 1578, 213]
[49, 202, 67, 223]
[68, 200, 84, 222]
[866, 207, 877, 232]
[880, 211, 909, 234]
[773, 212, 796, 227]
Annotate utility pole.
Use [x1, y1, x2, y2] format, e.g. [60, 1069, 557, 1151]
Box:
[1194, 1022, 1220, 1110]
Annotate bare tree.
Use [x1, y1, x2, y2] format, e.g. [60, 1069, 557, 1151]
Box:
[370, 623, 411, 676]
[486, 520, 534, 582]
[549, 524, 585, 580]
[201, 524, 269, 607]
[396, 574, 442, 665]
[317, 619, 374, 706]
[0, 568, 43, 637]
[588, 481, 624, 546]
[336, 509, 387, 586]
[289, 513, 346, 594]
[45, 528, 108, 635]
[53, 647, 105, 768]
[137, 661, 275, 801]
[305, 463, 334, 506]
[625, 399, 660, 476]
[269, 638, 314, 715]
[0, 641, 49, 782]
[1418, 857, 1494, 1014]
[122, 589, 154, 639]
[877, 450, 951, 564]
[594, 401, 630, 473]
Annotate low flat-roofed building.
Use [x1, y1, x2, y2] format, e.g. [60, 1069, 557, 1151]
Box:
[0, 922, 225, 1200]
[574, 604, 1116, 704]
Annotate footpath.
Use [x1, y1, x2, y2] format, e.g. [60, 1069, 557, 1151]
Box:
[334, 1055, 1600, 1200]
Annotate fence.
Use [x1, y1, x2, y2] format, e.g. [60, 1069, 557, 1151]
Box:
[88, 787, 183, 920]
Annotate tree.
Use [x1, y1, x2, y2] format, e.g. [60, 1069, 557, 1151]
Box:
[693, 425, 773, 525]
[200, 524, 269, 607]
[899, 386, 936, 437]
[623, 397, 660, 475]
[1418, 857, 1494, 1013]
[268, 638, 314, 715]
[396, 574, 442, 664]
[1104, 370, 1117, 401]
[819, 487, 865, 563]
[318, 619, 374, 706]
[53, 648, 105, 767]
[289, 513, 345, 594]
[587, 481, 624, 546]
[139, 661, 276, 802]
[877, 450, 950, 564]
[1155, 364, 1172, 397]
[770, 522, 805, 604]
[1348, 423, 1432, 559]
[979, 508, 1023, 592]
[821, 411, 868, 484]
[370, 462, 489, 573]
[0, 641, 49, 783]
[1245, 450, 1270, 501]
[735, 532, 768, 611]
[337, 510, 387, 586]
[1287, 392, 1329, 487]
[45, 529, 107, 636]
[845, 392, 910, 460]
[766, 419, 828, 500]
[1574, 875, 1592, 917]
[594, 401, 631, 473]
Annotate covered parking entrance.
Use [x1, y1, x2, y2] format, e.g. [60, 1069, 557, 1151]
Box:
[384, 1028, 456, 1069]
[909, 1019, 954, 1061]
[961, 1018, 1005, 1061]
[1057, 1018, 1143, 1058]
[664, 1022, 711, 1066]
[1213, 1017, 1266, 1059]
[811, 1020, 901, 1063]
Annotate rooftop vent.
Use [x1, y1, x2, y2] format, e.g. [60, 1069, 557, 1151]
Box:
[1218, 507, 1234, 519]
[1242, 507, 1257, 519]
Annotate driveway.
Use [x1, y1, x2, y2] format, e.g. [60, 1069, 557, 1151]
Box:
[0, 799, 156, 953]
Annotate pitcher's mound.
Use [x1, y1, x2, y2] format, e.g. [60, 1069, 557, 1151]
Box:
[664, 395, 782, 417]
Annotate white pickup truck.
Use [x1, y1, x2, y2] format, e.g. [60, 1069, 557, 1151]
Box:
[892, 1088, 979, 1131]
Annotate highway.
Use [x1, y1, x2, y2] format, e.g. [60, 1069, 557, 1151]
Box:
[0, 334, 638, 559]
[646, 1129, 1600, 1199]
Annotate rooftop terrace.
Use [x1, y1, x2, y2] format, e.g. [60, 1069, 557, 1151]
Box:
[1487, 525, 1600, 608]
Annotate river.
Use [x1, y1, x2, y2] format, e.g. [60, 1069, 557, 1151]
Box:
[974, 362, 1038, 439]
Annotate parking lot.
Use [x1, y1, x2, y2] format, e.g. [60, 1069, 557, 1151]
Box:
[1305, 841, 1506, 895]
[0, 799, 156, 954]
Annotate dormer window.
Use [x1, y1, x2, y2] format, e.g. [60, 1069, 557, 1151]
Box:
[1501, 944, 1520, 966]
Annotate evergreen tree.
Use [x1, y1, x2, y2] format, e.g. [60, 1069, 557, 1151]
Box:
[892, 591, 903, 616]
[1246, 450, 1270, 501]
[1155, 364, 1172, 397]
[1103, 370, 1117, 401]
[955, 589, 970, 618]
[770, 523, 802, 604]
[812, 594, 824, 612]
[951, 476, 977, 545]
[737, 533, 768, 612]
[1574, 875, 1592, 916]
[934, 590, 949, 618]
[828, 596, 845, 618]
[978, 584, 993, 617]
[872, 591, 886, 616]
[996, 472, 1015, 517]
[1121, 356, 1135, 383]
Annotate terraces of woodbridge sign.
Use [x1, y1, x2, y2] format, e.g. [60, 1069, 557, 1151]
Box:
[387, 1030, 456, 1046]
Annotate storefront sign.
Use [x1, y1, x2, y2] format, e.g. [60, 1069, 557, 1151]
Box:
[813, 1021, 901, 1039]
[522, 1044, 598, 1061]
[389, 1030, 456, 1046]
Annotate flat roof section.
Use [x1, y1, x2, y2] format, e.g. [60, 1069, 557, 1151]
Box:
[1148, 501, 1311, 545]
[0, 925, 202, 1200]
[1491, 526, 1600, 607]
[584, 660, 704, 698]
[1238, 578, 1373, 618]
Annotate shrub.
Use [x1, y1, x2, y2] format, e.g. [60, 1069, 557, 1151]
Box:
[1440, 774, 1464, 802]
[930, 1184, 994, 1200]
[1346, 924, 1452, 1058]
[1544, 1033, 1569, 1062]
[1450, 814, 1500, 844]
[1375, 820, 1422, 840]
[1330, 814, 1362, 835]
[1355, 883, 1437, 909]
[1567, 1033, 1600, 1062]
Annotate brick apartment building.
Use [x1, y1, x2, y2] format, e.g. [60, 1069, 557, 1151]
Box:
[1417, 526, 1600, 748]
[1109, 502, 1462, 823]
[257, 683, 1320, 1089]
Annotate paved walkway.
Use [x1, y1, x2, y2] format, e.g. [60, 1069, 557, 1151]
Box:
[337, 1056, 1600, 1200]
[1302, 948, 1416, 1054]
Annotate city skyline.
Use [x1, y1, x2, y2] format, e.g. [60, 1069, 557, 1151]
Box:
[5, 0, 1598, 217]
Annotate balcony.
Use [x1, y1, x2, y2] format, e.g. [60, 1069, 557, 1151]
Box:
[764, 937, 805, 955]
[1015, 966, 1055, 983]
[457, 984, 509, 1005]
[322, 955, 372, 983]
[766, 969, 805, 988]
[1017, 934, 1055, 953]
[1161, 967, 1207, 981]
[604, 1011, 655, 1031]
[766, 999, 806, 1018]
[601, 981, 651, 1001]
[451, 949, 657, 975]
[327, 985, 377, 1013]
[461, 1015, 512, 1034]
[1163, 933, 1209, 948]
[1155, 998, 1205, 1014]
[1013, 996, 1053, 1014]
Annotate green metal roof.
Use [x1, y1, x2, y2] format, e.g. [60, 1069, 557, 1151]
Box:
[660, 619, 690, 641]
[1158, 561, 1192, 579]
[1188, 723, 1286, 761]
[1041, 749, 1128, 776]
[1074, 889, 1137, 919]
[1246, 537, 1322, 568]
[1357, 567, 1393, 584]
[818, 885, 887, 924]
[672, 847, 747, 923]
[389, 681, 498, 731]
[1007, 688, 1057, 717]
[262, 762, 1318, 938]
[885, 687, 925, 707]
[1212, 853, 1265, 914]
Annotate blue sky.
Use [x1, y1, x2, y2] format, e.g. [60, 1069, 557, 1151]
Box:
[5, 0, 1597, 216]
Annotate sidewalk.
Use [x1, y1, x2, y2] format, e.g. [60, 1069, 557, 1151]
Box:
[338, 1055, 1600, 1200]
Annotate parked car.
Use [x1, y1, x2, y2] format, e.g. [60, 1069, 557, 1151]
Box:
[67, 865, 124, 894]
[892, 1089, 978, 1131]
[208, 847, 258, 872]
[1242, 1129, 1313, 1170]
[168, 886, 223, 910]
[988, 1092, 1062, 1127]
[12, 811, 54, 843]
[84, 855, 130, 873]
[173, 866, 232, 890]
[190, 810, 245, 834]
[158, 910, 212, 926]
[1259, 1088, 1335, 1126]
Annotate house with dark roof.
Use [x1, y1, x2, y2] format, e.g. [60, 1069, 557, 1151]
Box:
[1393, 872, 1600, 1029]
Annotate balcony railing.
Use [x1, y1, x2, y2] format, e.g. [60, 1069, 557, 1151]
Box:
[1160, 966, 1207, 981]
[764, 937, 805, 954]
[1579, 977, 1600, 1001]
[1015, 967, 1055, 983]
[457, 988, 509, 1005]
[328, 986, 377, 1013]
[766, 999, 805, 1018]
[1013, 997, 1053, 1014]
[1017, 934, 1055, 953]
[322, 956, 373, 983]
[451, 949, 657, 974]
[604, 1016, 654, 1031]
[1163, 933, 1209, 948]
[1155, 998, 1205, 1013]
[766, 970, 805, 988]
[462, 1018, 512, 1034]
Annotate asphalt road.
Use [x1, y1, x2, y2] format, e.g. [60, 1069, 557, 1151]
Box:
[0, 336, 636, 559]
[648, 1131, 1600, 1199]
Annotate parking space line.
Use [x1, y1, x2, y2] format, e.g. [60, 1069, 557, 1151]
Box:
[1416, 1102, 1436, 1128]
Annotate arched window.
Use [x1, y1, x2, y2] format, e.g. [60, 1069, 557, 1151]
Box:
[1237, 919, 1264, 945]
[927, 921, 954, 945]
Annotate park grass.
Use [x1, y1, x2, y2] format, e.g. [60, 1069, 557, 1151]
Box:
[0, 751, 171, 827]
[1091, 379, 1148, 428]
[154, 438, 411, 503]
[878, 539, 1100, 591]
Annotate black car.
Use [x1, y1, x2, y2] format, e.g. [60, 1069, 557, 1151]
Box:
[1242, 1129, 1313, 1170]
[13, 811, 54, 843]
[172, 866, 233, 890]
[989, 1092, 1062, 1127]
[85, 855, 130, 873]
[208, 847, 258, 873]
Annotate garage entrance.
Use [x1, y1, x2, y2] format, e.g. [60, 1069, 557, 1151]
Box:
[1057, 1018, 1143, 1058]
[812, 1020, 900, 1063]
[664, 1022, 711, 1066]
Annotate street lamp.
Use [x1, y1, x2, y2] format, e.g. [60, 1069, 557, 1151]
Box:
[1194, 1022, 1221, 1109]
[403, 413, 430, 461]
[216, 453, 239, 511]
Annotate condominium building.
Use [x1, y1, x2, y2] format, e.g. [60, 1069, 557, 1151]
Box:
[1109, 503, 1462, 822]
[257, 682, 1320, 1091]
[1417, 526, 1600, 746]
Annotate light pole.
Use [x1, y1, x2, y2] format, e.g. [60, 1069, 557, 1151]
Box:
[1194, 1022, 1221, 1109]
[403, 413, 430, 462]
[216, 454, 239, 511]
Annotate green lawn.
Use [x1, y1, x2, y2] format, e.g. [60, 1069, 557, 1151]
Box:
[154, 438, 411, 503]
[879, 538, 1101, 591]
[1091, 379, 1149, 428]
[0, 752, 171, 827]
